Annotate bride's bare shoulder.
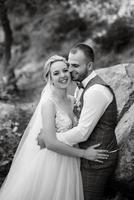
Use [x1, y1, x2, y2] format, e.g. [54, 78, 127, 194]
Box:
[41, 97, 56, 112]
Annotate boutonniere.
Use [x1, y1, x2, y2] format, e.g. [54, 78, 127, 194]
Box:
[74, 99, 82, 114]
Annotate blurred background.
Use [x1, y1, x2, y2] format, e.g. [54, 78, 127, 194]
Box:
[0, 0, 134, 95]
[0, 0, 134, 198]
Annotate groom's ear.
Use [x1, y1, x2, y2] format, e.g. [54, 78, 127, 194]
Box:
[88, 62, 93, 70]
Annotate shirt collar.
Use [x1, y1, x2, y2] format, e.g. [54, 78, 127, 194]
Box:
[82, 71, 97, 88]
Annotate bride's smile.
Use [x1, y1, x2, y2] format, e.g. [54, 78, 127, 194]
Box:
[50, 60, 71, 89]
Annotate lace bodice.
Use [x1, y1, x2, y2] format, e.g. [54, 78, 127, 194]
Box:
[55, 105, 78, 133]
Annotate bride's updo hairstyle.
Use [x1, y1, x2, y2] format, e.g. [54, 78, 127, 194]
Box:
[43, 55, 69, 82]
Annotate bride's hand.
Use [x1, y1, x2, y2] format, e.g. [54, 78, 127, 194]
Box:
[83, 144, 109, 163]
[36, 129, 46, 149]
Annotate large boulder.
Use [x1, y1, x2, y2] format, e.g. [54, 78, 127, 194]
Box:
[96, 63, 134, 199]
[96, 63, 134, 115]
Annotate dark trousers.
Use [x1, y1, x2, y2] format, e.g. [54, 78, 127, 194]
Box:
[81, 166, 115, 200]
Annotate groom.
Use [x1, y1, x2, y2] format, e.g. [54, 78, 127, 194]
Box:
[38, 43, 118, 200]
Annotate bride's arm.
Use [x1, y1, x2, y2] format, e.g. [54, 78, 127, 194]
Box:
[41, 99, 84, 158]
[41, 99, 108, 162]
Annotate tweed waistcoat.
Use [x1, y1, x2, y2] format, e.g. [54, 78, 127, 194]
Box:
[77, 75, 118, 169]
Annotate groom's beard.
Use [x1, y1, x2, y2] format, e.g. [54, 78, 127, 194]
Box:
[70, 70, 88, 82]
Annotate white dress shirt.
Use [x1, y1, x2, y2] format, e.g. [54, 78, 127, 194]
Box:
[56, 71, 113, 146]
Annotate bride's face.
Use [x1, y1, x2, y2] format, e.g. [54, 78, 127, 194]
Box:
[50, 61, 71, 89]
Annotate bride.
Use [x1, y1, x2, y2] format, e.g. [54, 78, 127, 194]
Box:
[0, 55, 108, 200]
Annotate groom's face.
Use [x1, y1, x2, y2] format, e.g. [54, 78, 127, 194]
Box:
[68, 49, 89, 82]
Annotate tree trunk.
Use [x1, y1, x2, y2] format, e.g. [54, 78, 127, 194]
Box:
[0, 0, 14, 85]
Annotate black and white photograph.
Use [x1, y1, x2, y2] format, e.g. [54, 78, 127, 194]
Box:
[0, 1, 134, 199]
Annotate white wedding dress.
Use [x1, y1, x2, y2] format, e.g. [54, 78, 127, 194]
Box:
[0, 100, 84, 200]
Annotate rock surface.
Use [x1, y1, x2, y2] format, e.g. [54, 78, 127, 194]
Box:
[96, 63, 134, 145]
[96, 63, 134, 199]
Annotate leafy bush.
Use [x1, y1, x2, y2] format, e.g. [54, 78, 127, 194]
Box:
[95, 17, 134, 53]
[54, 11, 88, 40]
[0, 108, 31, 186]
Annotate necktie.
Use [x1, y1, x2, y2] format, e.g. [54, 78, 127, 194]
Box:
[77, 82, 84, 89]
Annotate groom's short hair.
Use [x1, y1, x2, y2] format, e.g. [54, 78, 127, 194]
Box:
[70, 43, 94, 62]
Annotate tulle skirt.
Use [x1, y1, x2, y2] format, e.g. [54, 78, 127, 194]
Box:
[0, 148, 84, 200]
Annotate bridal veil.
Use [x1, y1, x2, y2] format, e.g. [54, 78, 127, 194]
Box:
[0, 55, 68, 197]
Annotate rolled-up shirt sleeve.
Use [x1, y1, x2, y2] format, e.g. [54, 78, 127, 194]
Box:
[57, 86, 113, 146]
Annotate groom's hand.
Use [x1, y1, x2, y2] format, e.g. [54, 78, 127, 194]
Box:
[36, 129, 46, 149]
[84, 144, 109, 163]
